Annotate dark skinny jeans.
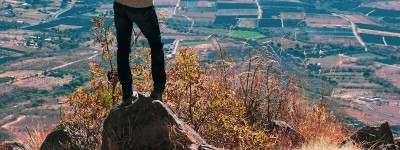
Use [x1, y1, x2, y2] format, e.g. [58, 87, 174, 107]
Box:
[113, 2, 166, 98]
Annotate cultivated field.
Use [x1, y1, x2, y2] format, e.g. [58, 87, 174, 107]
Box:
[375, 66, 400, 89]
[343, 14, 379, 26]
[306, 17, 350, 28]
[361, 1, 400, 11]
[281, 12, 305, 20]
[344, 108, 400, 125]
[12, 76, 72, 90]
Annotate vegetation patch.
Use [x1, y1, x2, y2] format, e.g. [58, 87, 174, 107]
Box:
[0, 77, 15, 83]
[228, 30, 266, 39]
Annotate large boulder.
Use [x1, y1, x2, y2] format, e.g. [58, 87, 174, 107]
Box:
[101, 97, 218, 150]
[0, 141, 27, 150]
[341, 122, 395, 149]
[40, 127, 78, 150]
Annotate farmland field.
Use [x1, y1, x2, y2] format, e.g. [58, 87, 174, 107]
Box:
[359, 33, 384, 45]
[262, 10, 280, 18]
[280, 12, 305, 20]
[354, 7, 375, 14]
[58, 6, 96, 18]
[180, 40, 211, 46]
[262, 7, 303, 14]
[258, 19, 282, 27]
[237, 15, 258, 18]
[355, 7, 400, 17]
[192, 28, 229, 36]
[228, 30, 265, 39]
[259, 1, 314, 8]
[214, 16, 238, 26]
[237, 18, 258, 28]
[12, 76, 72, 90]
[361, 1, 400, 11]
[304, 8, 331, 14]
[383, 18, 400, 24]
[50, 25, 83, 31]
[349, 52, 386, 60]
[306, 16, 350, 28]
[216, 3, 257, 9]
[368, 9, 400, 17]
[25, 17, 92, 31]
[384, 36, 400, 46]
[375, 66, 400, 89]
[0, 48, 23, 57]
[330, 2, 361, 11]
[283, 19, 306, 27]
[343, 14, 379, 25]
[308, 27, 354, 37]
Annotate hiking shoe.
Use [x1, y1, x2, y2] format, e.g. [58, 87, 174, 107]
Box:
[116, 91, 139, 109]
[150, 88, 164, 101]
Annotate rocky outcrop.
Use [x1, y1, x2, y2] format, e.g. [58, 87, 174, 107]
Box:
[102, 97, 218, 150]
[341, 122, 396, 149]
[40, 127, 78, 150]
[0, 141, 27, 150]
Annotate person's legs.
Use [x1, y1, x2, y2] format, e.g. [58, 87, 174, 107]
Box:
[130, 7, 166, 99]
[113, 3, 134, 100]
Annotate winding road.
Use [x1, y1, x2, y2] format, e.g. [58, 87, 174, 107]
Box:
[181, 15, 194, 34]
[332, 13, 368, 51]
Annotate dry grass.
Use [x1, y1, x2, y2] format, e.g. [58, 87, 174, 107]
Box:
[24, 124, 53, 150]
[299, 137, 361, 150]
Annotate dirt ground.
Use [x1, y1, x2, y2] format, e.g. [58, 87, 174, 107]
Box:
[344, 108, 400, 125]
[358, 29, 400, 37]
[1, 115, 58, 142]
[375, 65, 400, 89]
[331, 88, 375, 100]
[12, 76, 72, 90]
[237, 18, 258, 28]
[8, 56, 63, 69]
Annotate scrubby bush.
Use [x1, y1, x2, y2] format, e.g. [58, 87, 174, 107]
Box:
[59, 17, 348, 149]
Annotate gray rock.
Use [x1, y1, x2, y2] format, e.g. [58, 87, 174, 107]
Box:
[101, 97, 218, 150]
[40, 127, 77, 150]
[341, 122, 394, 149]
[0, 141, 28, 150]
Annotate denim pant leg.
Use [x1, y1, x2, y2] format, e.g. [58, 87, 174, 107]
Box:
[131, 8, 166, 90]
[114, 5, 134, 98]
